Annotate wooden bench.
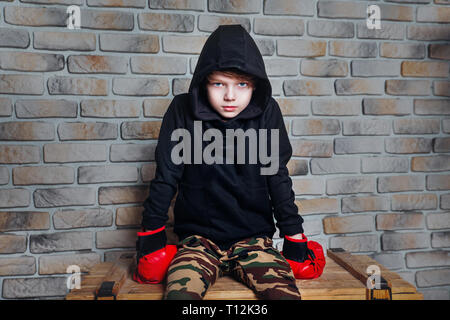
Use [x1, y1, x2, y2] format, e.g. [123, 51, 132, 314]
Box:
[65, 248, 423, 300]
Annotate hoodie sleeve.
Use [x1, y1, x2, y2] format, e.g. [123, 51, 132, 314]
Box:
[264, 99, 304, 237]
[141, 96, 185, 230]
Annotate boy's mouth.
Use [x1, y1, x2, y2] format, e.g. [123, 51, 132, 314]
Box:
[223, 106, 238, 111]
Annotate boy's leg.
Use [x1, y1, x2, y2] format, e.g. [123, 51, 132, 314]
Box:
[164, 235, 222, 300]
[229, 237, 301, 300]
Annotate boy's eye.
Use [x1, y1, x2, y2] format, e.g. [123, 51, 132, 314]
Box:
[238, 82, 248, 87]
[212, 82, 223, 87]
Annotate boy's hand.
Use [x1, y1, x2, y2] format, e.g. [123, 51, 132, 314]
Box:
[133, 226, 177, 284]
[281, 234, 326, 279]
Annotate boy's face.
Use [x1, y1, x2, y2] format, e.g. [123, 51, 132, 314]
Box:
[205, 71, 255, 120]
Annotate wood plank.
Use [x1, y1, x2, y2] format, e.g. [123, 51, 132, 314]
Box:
[95, 257, 132, 300]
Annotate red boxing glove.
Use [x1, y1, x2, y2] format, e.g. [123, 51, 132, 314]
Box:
[133, 226, 177, 284]
[281, 234, 326, 280]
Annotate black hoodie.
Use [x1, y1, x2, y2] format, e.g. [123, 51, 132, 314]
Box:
[142, 25, 303, 250]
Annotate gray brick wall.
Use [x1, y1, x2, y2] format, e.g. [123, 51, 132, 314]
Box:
[0, 0, 449, 300]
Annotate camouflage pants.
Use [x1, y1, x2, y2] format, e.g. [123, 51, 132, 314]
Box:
[164, 235, 301, 300]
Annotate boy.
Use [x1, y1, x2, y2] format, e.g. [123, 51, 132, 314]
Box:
[135, 25, 325, 300]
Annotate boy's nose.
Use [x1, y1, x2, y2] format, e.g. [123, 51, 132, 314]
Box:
[224, 87, 235, 101]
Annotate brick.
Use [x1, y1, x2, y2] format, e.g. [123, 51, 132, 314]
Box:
[312, 98, 360, 116]
[13, 166, 74, 185]
[351, 60, 400, 77]
[406, 251, 450, 268]
[255, 39, 275, 56]
[391, 193, 437, 211]
[342, 195, 390, 213]
[0, 27, 30, 48]
[48, 76, 108, 96]
[414, 99, 450, 115]
[0, 74, 43, 95]
[310, 157, 360, 174]
[0, 234, 27, 253]
[264, 0, 315, 16]
[110, 143, 156, 162]
[393, 118, 440, 134]
[0, 121, 54, 141]
[131, 56, 186, 75]
[143, 99, 171, 117]
[96, 229, 137, 248]
[427, 212, 450, 230]
[376, 212, 424, 231]
[0, 145, 40, 164]
[361, 157, 409, 173]
[335, 79, 384, 95]
[39, 252, 101, 275]
[335, 137, 383, 154]
[330, 234, 378, 253]
[291, 139, 333, 157]
[382, 232, 428, 251]
[371, 252, 404, 270]
[44, 143, 107, 163]
[16, 99, 78, 118]
[265, 59, 299, 77]
[30, 231, 92, 253]
[329, 41, 377, 58]
[162, 35, 207, 54]
[0, 167, 8, 185]
[429, 44, 450, 60]
[112, 77, 169, 96]
[327, 176, 375, 195]
[0, 256, 35, 276]
[417, 6, 450, 23]
[385, 137, 432, 154]
[139, 12, 194, 32]
[408, 25, 450, 41]
[116, 206, 142, 226]
[323, 215, 373, 234]
[2, 277, 67, 299]
[142, 163, 157, 182]
[78, 165, 138, 183]
[292, 119, 340, 136]
[87, 0, 145, 7]
[416, 269, 450, 288]
[412, 155, 450, 172]
[378, 175, 424, 193]
[308, 20, 354, 38]
[277, 39, 326, 57]
[149, 0, 204, 11]
[301, 59, 348, 77]
[34, 31, 96, 51]
[81, 99, 141, 118]
[100, 33, 159, 53]
[432, 231, 450, 248]
[173, 78, 191, 95]
[317, 1, 366, 19]
[444, 119, 450, 134]
[198, 15, 251, 33]
[287, 159, 308, 176]
[401, 61, 449, 78]
[34, 187, 96, 208]
[433, 138, 450, 153]
[284, 79, 333, 96]
[380, 42, 425, 59]
[433, 80, 450, 97]
[427, 174, 450, 191]
[58, 122, 118, 140]
[68, 55, 128, 74]
[275, 99, 309, 116]
[98, 186, 148, 205]
[0, 97, 12, 117]
[387, 79, 432, 95]
[254, 18, 304, 36]
[441, 193, 450, 210]
[81, 9, 134, 30]
[121, 121, 161, 140]
[343, 119, 391, 136]
[363, 98, 412, 115]
[4, 6, 67, 27]
[53, 208, 113, 229]
[379, 3, 414, 21]
[0, 51, 64, 72]
[295, 198, 339, 215]
[0, 211, 48, 232]
[357, 22, 404, 40]
[0, 189, 30, 208]
[209, 0, 260, 13]
[292, 178, 324, 195]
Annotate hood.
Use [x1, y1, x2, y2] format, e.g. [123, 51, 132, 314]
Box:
[188, 24, 272, 122]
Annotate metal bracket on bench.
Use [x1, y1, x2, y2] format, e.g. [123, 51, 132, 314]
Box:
[95, 281, 117, 300]
[369, 276, 393, 301]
